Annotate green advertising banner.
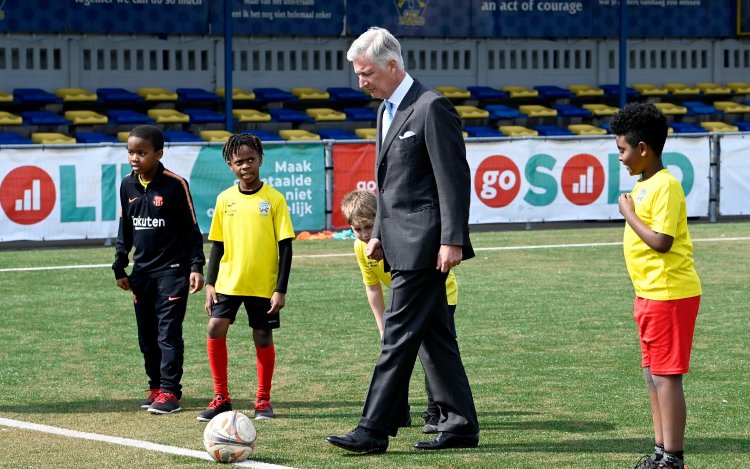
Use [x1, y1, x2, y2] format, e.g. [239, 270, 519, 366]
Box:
[189, 143, 326, 233]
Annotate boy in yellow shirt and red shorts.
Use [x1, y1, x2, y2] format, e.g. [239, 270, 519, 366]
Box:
[611, 103, 701, 469]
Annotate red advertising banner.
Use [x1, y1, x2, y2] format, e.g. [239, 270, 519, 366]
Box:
[331, 143, 376, 229]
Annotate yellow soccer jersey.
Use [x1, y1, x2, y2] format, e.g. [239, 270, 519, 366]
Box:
[209, 184, 295, 298]
[623, 169, 701, 300]
[354, 239, 458, 305]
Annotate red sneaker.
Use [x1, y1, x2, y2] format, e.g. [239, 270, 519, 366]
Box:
[147, 392, 181, 414]
[197, 395, 233, 422]
[140, 389, 161, 409]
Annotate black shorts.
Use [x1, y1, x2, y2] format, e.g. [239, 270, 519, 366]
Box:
[210, 294, 280, 330]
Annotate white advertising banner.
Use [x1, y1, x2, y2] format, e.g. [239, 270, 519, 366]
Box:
[466, 136, 711, 224]
[718, 134, 750, 216]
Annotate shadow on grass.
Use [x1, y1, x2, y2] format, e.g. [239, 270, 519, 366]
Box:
[481, 419, 616, 433]
[472, 437, 750, 454]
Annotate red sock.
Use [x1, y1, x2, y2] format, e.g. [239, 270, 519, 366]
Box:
[207, 337, 229, 398]
[255, 344, 275, 401]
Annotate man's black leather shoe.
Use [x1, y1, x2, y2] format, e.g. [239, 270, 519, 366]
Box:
[413, 431, 479, 450]
[326, 426, 389, 454]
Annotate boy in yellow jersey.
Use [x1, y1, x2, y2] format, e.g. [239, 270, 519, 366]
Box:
[340, 189, 458, 434]
[611, 103, 700, 469]
[198, 133, 295, 422]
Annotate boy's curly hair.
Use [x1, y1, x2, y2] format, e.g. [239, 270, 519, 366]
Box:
[609, 102, 668, 157]
[129, 125, 164, 151]
[222, 133, 264, 163]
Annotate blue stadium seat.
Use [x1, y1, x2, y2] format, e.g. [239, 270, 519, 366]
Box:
[343, 107, 377, 121]
[681, 101, 720, 117]
[269, 108, 313, 123]
[96, 88, 144, 104]
[327, 87, 371, 103]
[183, 108, 224, 124]
[465, 126, 504, 137]
[534, 85, 574, 100]
[106, 110, 154, 125]
[176, 88, 221, 104]
[0, 133, 33, 144]
[534, 125, 574, 136]
[735, 121, 750, 132]
[317, 128, 361, 140]
[242, 129, 284, 141]
[670, 122, 706, 134]
[163, 130, 203, 143]
[600, 84, 640, 99]
[13, 88, 61, 106]
[485, 104, 525, 120]
[75, 131, 119, 143]
[467, 86, 508, 100]
[253, 87, 296, 103]
[552, 104, 592, 118]
[22, 111, 70, 126]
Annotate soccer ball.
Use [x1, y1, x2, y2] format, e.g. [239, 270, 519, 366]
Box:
[203, 410, 257, 463]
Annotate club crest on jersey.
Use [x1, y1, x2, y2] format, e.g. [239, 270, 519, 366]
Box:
[259, 200, 271, 216]
[635, 188, 647, 204]
[153, 195, 164, 207]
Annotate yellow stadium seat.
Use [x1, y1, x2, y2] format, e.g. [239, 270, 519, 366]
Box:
[64, 110, 108, 125]
[138, 87, 178, 101]
[354, 128, 377, 140]
[712, 101, 750, 114]
[726, 82, 750, 94]
[199, 130, 232, 142]
[499, 125, 538, 137]
[305, 107, 347, 121]
[147, 109, 189, 123]
[279, 129, 320, 141]
[0, 111, 23, 125]
[232, 109, 271, 123]
[664, 83, 700, 95]
[436, 86, 471, 99]
[454, 105, 490, 119]
[700, 121, 739, 132]
[695, 82, 731, 95]
[217, 87, 256, 101]
[568, 124, 607, 135]
[31, 132, 76, 144]
[0, 90, 12, 103]
[501, 85, 539, 98]
[291, 87, 330, 100]
[518, 105, 557, 118]
[462, 131, 468, 139]
[56, 88, 97, 102]
[582, 104, 619, 116]
[654, 102, 687, 115]
[117, 131, 130, 142]
[567, 85, 605, 97]
[633, 84, 669, 96]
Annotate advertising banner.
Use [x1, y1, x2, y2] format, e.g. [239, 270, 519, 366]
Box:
[467, 136, 710, 223]
[214, 0, 346, 36]
[331, 143, 376, 229]
[717, 134, 750, 215]
[0, 143, 326, 242]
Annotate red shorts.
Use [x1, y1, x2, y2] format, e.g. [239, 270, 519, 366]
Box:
[634, 295, 700, 375]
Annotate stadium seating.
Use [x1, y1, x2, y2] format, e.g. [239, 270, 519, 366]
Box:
[0, 111, 23, 125]
[454, 105, 489, 119]
[713, 101, 750, 114]
[0, 90, 12, 103]
[97, 88, 144, 105]
[467, 86, 507, 100]
[305, 108, 347, 122]
[534, 125, 573, 136]
[436, 86, 471, 99]
[600, 84, 640, 99]
[13, 88, 62, 106]
[254, 87, 296, 103]
[232, 109, 272, 123]
[326, 87, 371, 103]
[654, 102, 688, 116]
[485, 104, 525, 120]
[519, 105, 557, 118]
[22, 111, 70, 126]
[183, 109, 225, 124]
[552, 104, 592, 119]
[499, 125, 538, 137]
[279, 129, 320, 140]
[217, 87, 256, 102]
[633, 84, 669, 96]
[176, 88, 221, 104]
[138, 87, 178, 102]
[0, 132, 32, 144]
[106, 110, 154, 125]
[502, 85, 538, 98]
[291, 87, 330, 100]
[735, 121, 750, 132]
[354, 128, 377, 139]
[56, 88, 97, 102]
[582, 104, 619, 116]
[700, 121, 738, 132]
[269, 108, 313, 123]
[727, 82, 750, 94]
[147, 109, 190, 124]
[117, 131, 130, 142]
[534, 85, 574, 100]
[682, 101, 720, 117]
[317, 128, 361, 140]
[75, 131, 120, 143]
[243, 129, 283, 141]
[31, 132, 76, 144]
[695, 82, 732, 95]
[199, 130, 232, 142]
[65, 110, 108, 125]
[567, 85, 604, 97]
[665, 83, 700, 95]
[342, 107, 377, 121]
[464, 126, 504, 138]
[670, 122, 706, 133]
[164, 130, 203, 142]
[568, 124, 608, 135]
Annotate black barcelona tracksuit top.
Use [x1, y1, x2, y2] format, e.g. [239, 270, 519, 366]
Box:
[112, 162, 205, 280]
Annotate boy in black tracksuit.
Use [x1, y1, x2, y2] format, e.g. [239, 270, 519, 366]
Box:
[113, 125, 205, 415]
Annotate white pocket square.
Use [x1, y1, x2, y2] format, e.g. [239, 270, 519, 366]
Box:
[398, 131, 416, 139]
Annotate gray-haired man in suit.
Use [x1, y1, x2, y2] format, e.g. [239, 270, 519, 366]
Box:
[326, 26, 479, 454]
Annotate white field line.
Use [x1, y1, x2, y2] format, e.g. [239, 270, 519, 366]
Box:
[0, 417, 297, 469]
[1, 236, 748, 273]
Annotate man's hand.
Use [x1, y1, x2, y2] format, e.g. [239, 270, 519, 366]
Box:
[116, 277, 131, 291]
[436, 244, 462, 273]
[190, 272, 205, 294]
[366, 238, 384, 260]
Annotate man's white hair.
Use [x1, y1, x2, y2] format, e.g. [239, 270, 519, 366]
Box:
[346, 26, 405, 70]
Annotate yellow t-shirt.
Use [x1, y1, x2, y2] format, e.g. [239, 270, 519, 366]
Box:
[354, 239, 458, 305]
[209, 184, 295, 297]
[623, 169, 701, 300]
